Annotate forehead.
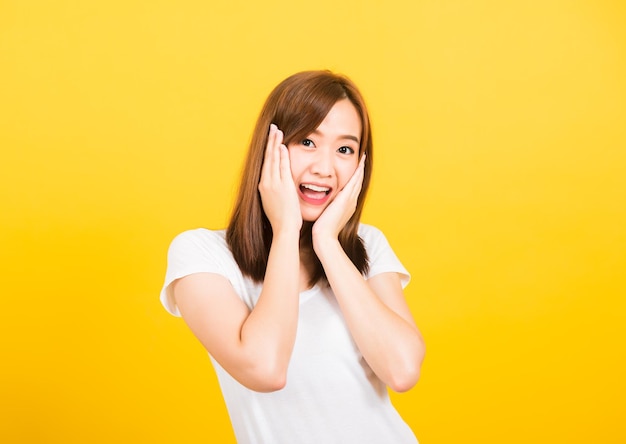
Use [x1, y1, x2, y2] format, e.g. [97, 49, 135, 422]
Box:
[315, 99, 362, 140]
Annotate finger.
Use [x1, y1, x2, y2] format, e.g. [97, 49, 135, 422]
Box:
[270, 127, 285, 183]
[279, 144, 292, 181]
[265, 124, 277, 159]
[343, 154, 366, 197]
[274, 125, 284, 147]
[264, 124, 281, 183]
[262, 124, 276, 175]
[354, 154, 366, 191]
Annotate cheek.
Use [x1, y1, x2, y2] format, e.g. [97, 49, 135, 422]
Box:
[337, 162, 359, 189]
[287, 150, 303, 182]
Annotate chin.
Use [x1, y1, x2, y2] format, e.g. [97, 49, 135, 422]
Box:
[301, 214, 321, 223]
[300, 208, 324, 223]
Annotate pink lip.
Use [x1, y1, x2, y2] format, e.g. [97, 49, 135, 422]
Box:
[298, 185, 332, 205]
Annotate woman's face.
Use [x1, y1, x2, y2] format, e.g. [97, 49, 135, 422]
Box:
[287, 98, 362, 222]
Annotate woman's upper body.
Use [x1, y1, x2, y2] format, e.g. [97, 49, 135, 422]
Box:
[160, 70, 426, 442]
[161, 225, 418, 444]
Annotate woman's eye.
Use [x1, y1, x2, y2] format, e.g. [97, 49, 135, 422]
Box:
[337, 146, 355, 155]
[301, 139, 314, 147]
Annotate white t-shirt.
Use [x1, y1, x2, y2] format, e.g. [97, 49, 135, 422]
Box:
[161, 224, 418, 444]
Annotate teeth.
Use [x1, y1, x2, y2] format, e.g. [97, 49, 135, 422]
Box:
[302, 184, 330, 193]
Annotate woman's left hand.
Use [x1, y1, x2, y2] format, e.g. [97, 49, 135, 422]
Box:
[312, 154, 366, 242]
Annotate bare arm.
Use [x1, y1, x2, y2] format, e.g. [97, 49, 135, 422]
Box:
[171, 125, 302, 392]
[314, 242, 425, 392]
[312, 156, 425, 392]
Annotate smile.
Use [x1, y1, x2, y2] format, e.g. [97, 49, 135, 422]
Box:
[299, 183, 332, 204]
[301, 184, 330, 194]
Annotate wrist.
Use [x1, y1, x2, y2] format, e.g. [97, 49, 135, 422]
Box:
[272, 227, 301, 242]
[271, 217, 303, 238]
[312, 235, 342, 259]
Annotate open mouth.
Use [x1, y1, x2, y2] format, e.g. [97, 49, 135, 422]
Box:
[300, 183, 331, 200]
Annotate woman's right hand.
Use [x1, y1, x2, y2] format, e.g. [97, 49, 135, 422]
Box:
[258, 124, 302, 234]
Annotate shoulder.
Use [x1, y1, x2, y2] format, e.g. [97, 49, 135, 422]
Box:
[162, 228, 238, 316]
[358, 223, 411, 287]
[358, 223, 395, 261]
[170, 228, 226, 248]
[168, 228, 228, 257]
[357, 223, 387, 246]
[165, 228, 235, 277]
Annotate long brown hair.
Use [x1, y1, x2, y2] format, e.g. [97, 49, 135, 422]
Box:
[226, 70, 373, 284]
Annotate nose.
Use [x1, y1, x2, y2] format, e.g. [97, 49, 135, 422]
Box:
[310, 147, 333, 177]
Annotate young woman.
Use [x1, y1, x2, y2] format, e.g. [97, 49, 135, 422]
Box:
[161, 70, 425, 443]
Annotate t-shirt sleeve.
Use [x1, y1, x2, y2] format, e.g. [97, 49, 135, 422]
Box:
[360, 224, 411, 289]
[160, 229, 229, 317]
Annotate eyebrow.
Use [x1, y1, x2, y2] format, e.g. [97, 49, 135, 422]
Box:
[311, 129, 360, 144]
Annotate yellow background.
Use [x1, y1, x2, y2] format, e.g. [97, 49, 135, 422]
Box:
[1, 0, 625, 442]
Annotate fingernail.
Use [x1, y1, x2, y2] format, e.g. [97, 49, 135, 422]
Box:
[270, 123, 277, 131]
